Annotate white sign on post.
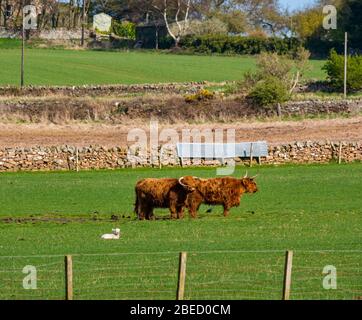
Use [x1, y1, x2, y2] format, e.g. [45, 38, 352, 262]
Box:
[23, 5, 37, 30]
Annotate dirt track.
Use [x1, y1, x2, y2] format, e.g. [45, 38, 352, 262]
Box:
[0, 117, 361, 147]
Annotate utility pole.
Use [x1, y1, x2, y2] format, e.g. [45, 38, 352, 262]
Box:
[81, 0, 85, 46]
[21, 1, 26, 87]
[344, 32, 348, 99]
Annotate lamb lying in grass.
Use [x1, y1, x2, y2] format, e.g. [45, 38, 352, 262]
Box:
[101, 228, 121, 240]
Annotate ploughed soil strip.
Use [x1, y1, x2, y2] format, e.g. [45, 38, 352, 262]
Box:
[0, 214, 133, 224]
[0, 117, 361, 147]
[0, 214, 197, 224]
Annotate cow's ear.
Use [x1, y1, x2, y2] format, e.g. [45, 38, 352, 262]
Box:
[240, 178, 248, 188]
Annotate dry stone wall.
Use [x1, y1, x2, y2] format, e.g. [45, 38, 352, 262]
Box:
[0, 82, 206, 97]
[0, 28, 89, 40]
[281, 99, 362, 115]
[0, 142, 360, 172]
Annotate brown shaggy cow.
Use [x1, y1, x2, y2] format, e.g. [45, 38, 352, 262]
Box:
[134, 178, 195, 220]
[180, 174, 258, 218]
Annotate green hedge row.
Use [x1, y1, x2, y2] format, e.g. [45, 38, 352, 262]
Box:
[111, 21, 136, 40]
[178, 35, 303, 55]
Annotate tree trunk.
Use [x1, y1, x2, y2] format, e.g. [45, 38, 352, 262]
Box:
[174, 37, 181, 47]
[69, 0, 74, 29]
[0, 0, 3, 27]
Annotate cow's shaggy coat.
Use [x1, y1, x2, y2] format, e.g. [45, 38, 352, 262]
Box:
[181, 176, 258, 218]
[134, 178, 194, 220]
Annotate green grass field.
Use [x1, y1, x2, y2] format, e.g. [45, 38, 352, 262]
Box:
[0, 163, 361, 300]
[0, 47, 326, 86]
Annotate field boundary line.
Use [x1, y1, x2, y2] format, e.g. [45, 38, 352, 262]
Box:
[1, 249, 362, 259]
[0, 250, 285, 259]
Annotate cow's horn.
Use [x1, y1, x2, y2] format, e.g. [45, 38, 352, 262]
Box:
[251, 175, 258, 179]
[179, 177, 195, 191]
[244, 171, 248, 178]
[178, 177, 187, 187]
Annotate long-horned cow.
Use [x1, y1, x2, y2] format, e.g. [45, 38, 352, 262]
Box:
[134, 178, 195, 220]
[179, 173, 258, 218]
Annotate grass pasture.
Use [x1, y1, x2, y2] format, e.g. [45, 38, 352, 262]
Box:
[0, 47, 326, 86]
[0, 163, 361, 300]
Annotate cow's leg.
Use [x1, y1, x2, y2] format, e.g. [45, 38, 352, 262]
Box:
[169, 198, 179, 219]
[138, 201, 152, 220]
[223, 203, 230, 217]
[149, 208, 155, 220]
[138, 205, 146, 220]
[145, 206, 154, 220]
[177, 206, 184, 219]
[170, 201, 178, 219]
[188, 200, 201, 218]
[135, 192, 144, 220]
[170, 207, 178, 219]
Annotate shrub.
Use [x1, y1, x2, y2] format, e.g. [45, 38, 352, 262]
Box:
[256, 52, 293, 79]
[241, 50, 310, 93]
[247, 77, 290, 108]
[158, 36, 175, 50]
[95, 27, 110, 35]
[322, 49, 362, 92]
[111, 20, 136, 40]
[180, 35, 302, 55]
[185, 89, 215, 103]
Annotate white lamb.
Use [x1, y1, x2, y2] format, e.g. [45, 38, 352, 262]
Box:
[101, 228, 121, 240]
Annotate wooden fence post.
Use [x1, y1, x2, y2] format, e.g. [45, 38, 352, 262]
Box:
[249, 143, 253, 168]
[277, 103, 282, 118]
[176, 252, 187, 300]
[282, 250, 293, 300]
[338, 142, 343, 164]
[76, 147, 79, 172]
[65, 255, 73, 300]
[158, 145, 162, 170]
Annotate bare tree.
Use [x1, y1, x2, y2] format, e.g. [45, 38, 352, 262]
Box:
[152, 0, 192, 47]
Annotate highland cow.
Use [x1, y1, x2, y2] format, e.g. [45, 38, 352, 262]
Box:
[180, 173, 258, 218]
[134, 178, 195, 220]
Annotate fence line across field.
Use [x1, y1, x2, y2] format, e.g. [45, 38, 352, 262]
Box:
[1, 248, 362, 259]
[1, 249, 360, 300]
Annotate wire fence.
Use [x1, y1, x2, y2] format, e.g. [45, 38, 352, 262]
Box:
[291, 251, 362, 300]
[0, 250, 361, 300]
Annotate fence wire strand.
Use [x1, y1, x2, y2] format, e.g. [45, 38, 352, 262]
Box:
[0, 250, 361, 300]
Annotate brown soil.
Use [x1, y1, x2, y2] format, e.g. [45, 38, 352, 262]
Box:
[0, 117, 361, 147]
[0, 214, 131, 224]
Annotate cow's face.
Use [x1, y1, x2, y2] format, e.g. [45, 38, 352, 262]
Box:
[241, 178, 258, 193]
